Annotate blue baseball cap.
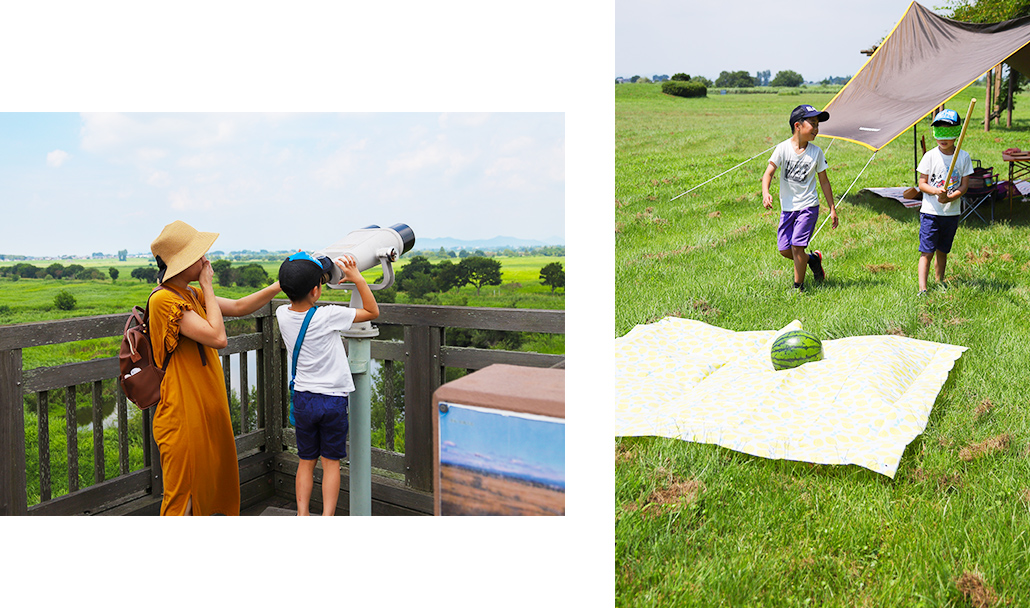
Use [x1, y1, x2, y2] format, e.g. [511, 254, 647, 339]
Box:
[932, 109, 960, 126]
[279, 251, 333, 301]
[789, 104, 830, 129]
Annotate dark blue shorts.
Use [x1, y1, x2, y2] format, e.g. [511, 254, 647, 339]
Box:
[293, 391, 349, 461]
[919, 213, 960, 254]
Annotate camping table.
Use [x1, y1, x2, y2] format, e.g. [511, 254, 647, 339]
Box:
[1002, 150, 1030, 212]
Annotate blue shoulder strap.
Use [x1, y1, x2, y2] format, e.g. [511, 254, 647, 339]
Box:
[288, 306, 317, 426]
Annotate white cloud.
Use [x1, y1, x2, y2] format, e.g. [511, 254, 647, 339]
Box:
[146, 170, 171, 187]
[438, 113, 491, 128]
[47, 150, 69, 167]
[387, 138, 476, 176]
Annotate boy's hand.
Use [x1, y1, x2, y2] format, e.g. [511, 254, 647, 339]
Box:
[830, 208, 839, 229]
[335, 255, 367, 284]
[762, 192, 774, 209]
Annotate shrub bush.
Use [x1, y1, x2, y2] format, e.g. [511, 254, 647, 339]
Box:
[662, 80, 707, 98]
[671, 73, 690, 81]
[54, 290, 76, 311]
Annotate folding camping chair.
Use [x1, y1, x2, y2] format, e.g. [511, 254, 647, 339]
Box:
[961, 160, 996, 224]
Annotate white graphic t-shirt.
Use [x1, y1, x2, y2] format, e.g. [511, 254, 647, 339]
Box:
[769, 139, 829, 211]
[917, 147, 973, 216]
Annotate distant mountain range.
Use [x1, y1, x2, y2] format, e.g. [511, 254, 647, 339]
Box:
[412, 236, 564, 250]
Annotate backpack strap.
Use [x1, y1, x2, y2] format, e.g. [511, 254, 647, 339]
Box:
[288, 306, 318, 426]
[148, 284, 208, 368]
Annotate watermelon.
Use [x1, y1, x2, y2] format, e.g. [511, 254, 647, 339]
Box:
[770, 329, 824, 370]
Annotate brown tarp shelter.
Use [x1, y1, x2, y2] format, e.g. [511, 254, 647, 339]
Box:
[820, 1, 1030, 151]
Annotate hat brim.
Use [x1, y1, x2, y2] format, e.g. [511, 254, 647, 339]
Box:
[793, 111, 830, 125]
[160, 231, 219, 282]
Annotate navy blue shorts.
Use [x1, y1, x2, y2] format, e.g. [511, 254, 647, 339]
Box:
[919, 213, 960, 254]
[293, 391, 349, 461]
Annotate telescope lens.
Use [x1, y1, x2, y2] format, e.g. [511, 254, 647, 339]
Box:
[389, 223, 416, 255]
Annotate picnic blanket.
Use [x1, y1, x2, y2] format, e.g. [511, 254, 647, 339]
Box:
[614, 318, 967, 477]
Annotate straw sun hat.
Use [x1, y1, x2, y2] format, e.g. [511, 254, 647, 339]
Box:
[150, 220, 219, 283]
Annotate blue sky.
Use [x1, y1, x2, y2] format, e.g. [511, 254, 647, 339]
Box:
[0, 112, 564, 256]
[616, 0, 939, 83]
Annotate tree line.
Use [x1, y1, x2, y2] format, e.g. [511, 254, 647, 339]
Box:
[393, 256, 564, 298]
[619, 71, 852, 88]
[0, 262, 117, 282]
[1, 257, 565, 299]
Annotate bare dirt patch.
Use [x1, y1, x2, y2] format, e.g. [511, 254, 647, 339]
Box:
[955, 571, 999, 608]
[958, 434, 1011, 462]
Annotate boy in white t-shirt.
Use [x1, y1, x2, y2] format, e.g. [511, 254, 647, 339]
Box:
[916, 108, 973, 295]
[276, 251, 379, 515]
[762, 104, 839, 291]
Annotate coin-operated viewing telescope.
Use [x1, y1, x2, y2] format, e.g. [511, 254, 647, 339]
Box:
[316, 223, 415, 291]
[313, 223, 414, 516]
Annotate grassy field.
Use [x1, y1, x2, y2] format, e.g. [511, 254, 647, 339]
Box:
[615, 82, 1030, 605]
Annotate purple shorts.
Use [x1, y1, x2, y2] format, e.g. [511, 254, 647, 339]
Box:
[777, 206, 820, 251]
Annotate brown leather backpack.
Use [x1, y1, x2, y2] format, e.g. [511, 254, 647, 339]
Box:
[119, 286, 172, 410]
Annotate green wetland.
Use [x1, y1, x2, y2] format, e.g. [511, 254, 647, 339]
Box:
[2, 253, 563, 506]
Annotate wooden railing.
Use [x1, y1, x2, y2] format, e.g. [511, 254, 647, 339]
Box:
[0, 302, 564, 516]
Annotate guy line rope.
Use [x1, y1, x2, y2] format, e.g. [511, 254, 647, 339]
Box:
[808, 149, 879, 246]
[668, 138, 880, 249]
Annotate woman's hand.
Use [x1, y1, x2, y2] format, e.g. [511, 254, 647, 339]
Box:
[198, 257, 215, 291]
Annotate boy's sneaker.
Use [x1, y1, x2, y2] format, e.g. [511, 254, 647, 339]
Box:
[808, 250, 825, 282]
[793, 281, 805, 292]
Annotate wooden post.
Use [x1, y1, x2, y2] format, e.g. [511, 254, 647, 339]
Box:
[65, 386, 78, 492]
[37, 390, 51, 502]
[261, 310, 284, 453]
[0, 348, 28, 515]
[994, 65, 1004, 127]
[403, 324, 443, 492]
[147, 408, 163, 499]
[384, 360, 395, 452]
[92, 380, 104, 484]
[985, 68, 992, 132]
[1008, 68, 1016, 128]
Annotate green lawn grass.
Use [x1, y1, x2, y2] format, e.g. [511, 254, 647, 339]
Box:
[616, 82, 1030, 606]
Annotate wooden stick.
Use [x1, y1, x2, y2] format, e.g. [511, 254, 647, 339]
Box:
[943, 97, 977, 193]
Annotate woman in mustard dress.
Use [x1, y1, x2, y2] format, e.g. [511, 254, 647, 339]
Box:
[149, 221, 282, 516]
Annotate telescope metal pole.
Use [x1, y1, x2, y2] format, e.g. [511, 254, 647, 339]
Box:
[342, 289, 376, 516]
[324, 251, 401, 516]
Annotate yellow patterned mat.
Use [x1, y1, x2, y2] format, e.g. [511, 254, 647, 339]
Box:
[614, 318, 967, 477]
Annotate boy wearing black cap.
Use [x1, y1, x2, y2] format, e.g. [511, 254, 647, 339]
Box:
[762, 104, 839, 291]
[276, 252, 379, 515]
[916, 108, 972, 295]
